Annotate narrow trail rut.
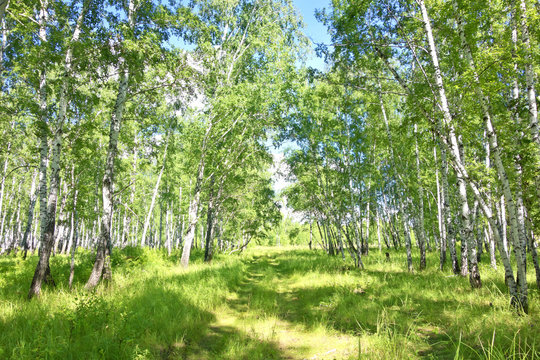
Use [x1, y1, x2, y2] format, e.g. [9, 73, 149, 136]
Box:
[183, 252, 358, 359]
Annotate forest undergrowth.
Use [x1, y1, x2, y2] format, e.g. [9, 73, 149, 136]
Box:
[0, 247, 539, 359]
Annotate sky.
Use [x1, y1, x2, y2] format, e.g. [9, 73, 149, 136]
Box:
[293, 0, 331, 70]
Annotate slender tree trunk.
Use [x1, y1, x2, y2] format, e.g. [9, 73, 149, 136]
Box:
[419, 0, 525, 302]
[85, 0, 132, 288]
[336, 221, 346, 260]
[515, 0, 540, 153]
[29, 0, 89, 298]
[166, 202, 172, 255]
[434, 145, 447, 270]
[54, 181, 68, 255]
[0, 145, 10, 245]
[316, 220, 327, 253]
[376, 208, 382, 252]
[420, 0, 482, 285]
[401, 199, 413, 272]
[414, 124, 427, 270]
[441, 142, 459, 274]
[455, 0, 531, 290]
[345, 124, 364, 268]
[496, 197, 509, 256]
[204, 176, 215, 262]
[309, 220, 313, 250]
[28, 1, 55, 299]
[485, 225, 497, 269]
[525, 213, 540, 289]
[511, 4, 540, 290]
[141, 136, 169, 246]
[69, 180, 78, 290]
[126, 135, 138, 246]
[21, 172, 39, 259]
[0, 0, 10, 102]
[180, 160, 205, 268]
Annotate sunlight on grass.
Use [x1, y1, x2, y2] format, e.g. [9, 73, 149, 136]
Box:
[0, 246, 539, 359]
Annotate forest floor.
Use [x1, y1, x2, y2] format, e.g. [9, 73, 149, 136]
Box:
[0, 246, 539, 359]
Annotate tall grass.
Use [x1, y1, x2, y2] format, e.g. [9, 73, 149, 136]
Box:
[0, 246, 538, 359]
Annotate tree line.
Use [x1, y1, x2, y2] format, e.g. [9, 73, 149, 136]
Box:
[0, 0, 302, 298]
[282, 0, 539, 313]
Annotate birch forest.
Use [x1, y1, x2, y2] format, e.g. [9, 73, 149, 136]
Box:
[1, 0, 540, 358]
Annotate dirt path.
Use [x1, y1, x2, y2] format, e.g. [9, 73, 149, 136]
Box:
[184, 252, 358, 359]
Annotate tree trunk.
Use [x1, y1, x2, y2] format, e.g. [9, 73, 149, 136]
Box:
[20, 171, 39, 259]
[180, 161, 204, 267]
[29, 0, 89, 298]
[455, 0, 532, 291]
[419, 0, 525, 302]
[515, 0, 540, 153]
[28, 0, 54, 299]
[204, 176, 215, 262]
[85, 36, 131, 290]
[141, 135, 169, 246]
[434, 145, 447, 270]
[414, 124, 427, 270]
[401, 199, 413, 272]
[0, 0, 9, 90]
[69, 182, 78, 290]
[345, 123, 364, 268]
[376, 208, 382, 252]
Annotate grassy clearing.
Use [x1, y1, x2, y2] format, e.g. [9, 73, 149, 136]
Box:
[0, 246, 539, 359]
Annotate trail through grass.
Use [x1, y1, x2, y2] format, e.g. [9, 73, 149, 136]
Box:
[0, 246, 539, 359]
[205, 252, 358, 359]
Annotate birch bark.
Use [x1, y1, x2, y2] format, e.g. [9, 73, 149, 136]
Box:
[141, 135, 169, 246]
[28, 0, 53, 298]
[85, 0, 135, 289]
[419, 0, 482, 286]
[414, 124, 427, 270]
[454, 0, 528, 294]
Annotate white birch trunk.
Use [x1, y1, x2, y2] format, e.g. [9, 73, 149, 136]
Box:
[454, 0, 528, 293]
[0, 0, 10, 91]
[21, 171, 38, 258]
[420, 0, 483, 286]
[434, 145, 446, 270]
[180, 160, 205, 268]
[515, 0, 540, 151]
[401, 199, 413, 272]
[376, 208, 382, 252]
[28, 0, 54, 298]
[417, 0, 525, 304]
[414, 124, 427, 269]
[85, 0, 133, 289]
[141, 136, 169, 247]
[0, 147, 9, 242]
[345, 123, 364, 268]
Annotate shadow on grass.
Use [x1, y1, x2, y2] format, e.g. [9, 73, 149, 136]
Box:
[0, 254, 286, 360]
[226, 251, 539, 359]
[1, 248, 539, 359]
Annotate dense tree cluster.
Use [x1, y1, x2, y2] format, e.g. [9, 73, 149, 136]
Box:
[0, 0, 302, 298]
[282, 0, 539, 313]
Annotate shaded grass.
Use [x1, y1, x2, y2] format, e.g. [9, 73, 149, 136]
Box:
[223, 247, 540, 359]
[0, 248, 282, 359]
[0, 246, 538, 359]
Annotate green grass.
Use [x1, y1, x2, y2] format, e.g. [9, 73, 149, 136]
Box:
[0, 246, 539, 359]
